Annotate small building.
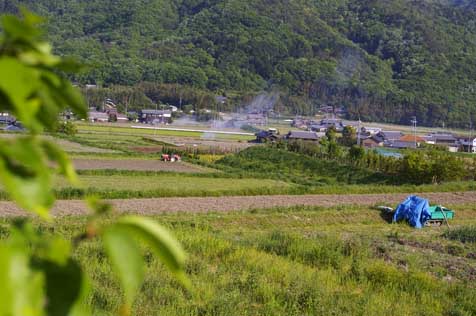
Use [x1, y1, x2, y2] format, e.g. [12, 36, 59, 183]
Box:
[4, 121, 25, 132]
[139, 110, 172, 124]
[378, 131, 404, 141]
[319, 118, 344, 132]
[362, 127, 382, 135]
[392, 134, 425, 148]
[254, 129, 281, 143]
[88, 111, 109, 122]
[425, 133, 459, 152]
[459, 137, 476, 153]
[286, 131, 320, 141]
[0, 112, 15, 125]
[362, 136, 384, 148]
[309, 124, 327, 132]
[425, 133, 457, 145]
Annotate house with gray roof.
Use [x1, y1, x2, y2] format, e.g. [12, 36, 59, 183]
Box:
[286, 131, 321, 141]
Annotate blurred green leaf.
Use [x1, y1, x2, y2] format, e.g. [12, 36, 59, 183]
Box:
[0, 137, 54, 218]
[33, 259, 84, 316]
[42, 140, 79, 185]
[0, 57, 42, 132]
[87, 197, 112, 216]
[1, 14, 41, 41]
[0, 245, 45, 316]
[111, 216, 189, 287]
[103, 226, 145, 306]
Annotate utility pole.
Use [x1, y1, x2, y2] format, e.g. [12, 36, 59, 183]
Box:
[411, 116, 417, 149]
[357, 117, 362, 146]
[469, 122, 474, 153]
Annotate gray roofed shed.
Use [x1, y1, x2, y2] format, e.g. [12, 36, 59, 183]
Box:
[286, 131, 320, 140]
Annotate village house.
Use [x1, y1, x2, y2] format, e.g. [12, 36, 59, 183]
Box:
[88, 111, 109, 122]
[319, 118, 344, 132]
[139, 109, 172, 124]
[424, 133, 459, 152]
[371, 131, 404, 147]
[254, 128, 281, 143]
[459, 136, 476, 153]
[286, 131, 321, 141]
[361, 127, 382, 136]
[362, 136, 384, 148]
[0, 112, 15, 125]
[389, 135, 426, 149]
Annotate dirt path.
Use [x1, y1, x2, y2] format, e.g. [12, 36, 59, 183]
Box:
[0, 192, 475, 217]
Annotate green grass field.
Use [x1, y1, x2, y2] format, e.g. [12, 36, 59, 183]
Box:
[53, 174, 294, 198]
[76, 123, 254, 141]
[5, 204, 475, 315]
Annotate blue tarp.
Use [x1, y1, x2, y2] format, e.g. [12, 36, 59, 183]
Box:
[392, 195, 431, 228]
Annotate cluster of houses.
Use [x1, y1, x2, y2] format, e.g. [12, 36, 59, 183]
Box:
[362, 130, 476, 153]
[259, 118, 476, 153]
[86, 97, 177, 124]
[88, 108, 173, 124]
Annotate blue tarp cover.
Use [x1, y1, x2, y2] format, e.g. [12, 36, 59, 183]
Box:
[392, 195, 431, 228]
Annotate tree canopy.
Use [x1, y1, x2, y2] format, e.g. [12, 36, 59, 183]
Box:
[2, 0, 476, 127]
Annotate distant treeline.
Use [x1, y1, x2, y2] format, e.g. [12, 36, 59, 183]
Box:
[3, 0, 476, 126]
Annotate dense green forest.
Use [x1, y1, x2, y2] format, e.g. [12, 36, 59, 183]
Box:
[1, 0, 476, 127]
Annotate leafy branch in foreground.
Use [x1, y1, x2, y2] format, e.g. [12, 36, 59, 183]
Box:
[0, 10, 187, 316]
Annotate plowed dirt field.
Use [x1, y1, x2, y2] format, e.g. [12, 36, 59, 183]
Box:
[73, 159, 209, 173]
[1, 192, 475, 217]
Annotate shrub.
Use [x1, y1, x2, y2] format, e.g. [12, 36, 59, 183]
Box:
[56, 120, 78, 136]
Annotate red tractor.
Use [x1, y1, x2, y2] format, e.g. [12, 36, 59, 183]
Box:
[161, 154, 181, 162]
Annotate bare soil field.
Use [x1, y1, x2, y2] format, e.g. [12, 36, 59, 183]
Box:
[72, 159, 209, 173]
[1, 192, 475, 217]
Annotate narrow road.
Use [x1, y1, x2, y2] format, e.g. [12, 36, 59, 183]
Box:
[0, 192, 475, 217]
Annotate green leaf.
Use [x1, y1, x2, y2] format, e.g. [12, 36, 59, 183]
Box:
[103, 216, 189, 305]
[0, 57, 42, 132]
[103, 226, 145, 306]
[87, 197, 112, 216]
[33, 259, 84, 316]
[0, 245, 45, 316]
[41, 140, 79, 186]
[1, 14, 41, 41]
[0, 137, 54, 218]
[114, 216, 187, 281]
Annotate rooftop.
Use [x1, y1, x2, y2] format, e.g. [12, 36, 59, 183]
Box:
[287, 131, 319, 140]
[399, 135, 425, 142]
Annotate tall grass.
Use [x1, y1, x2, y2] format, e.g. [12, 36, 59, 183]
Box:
[444, 226, 476, 243]
[6, 205, 475, 316]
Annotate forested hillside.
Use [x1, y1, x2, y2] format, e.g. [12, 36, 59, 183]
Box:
[1, 0, 476, 127]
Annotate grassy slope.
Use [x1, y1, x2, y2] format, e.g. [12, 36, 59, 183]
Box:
[7, 204, 475, 315]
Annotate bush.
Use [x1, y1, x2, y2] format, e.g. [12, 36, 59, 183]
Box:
[56, 120, 78, 136]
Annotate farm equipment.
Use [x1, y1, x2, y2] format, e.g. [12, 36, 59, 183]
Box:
[161, 154, 181, 162]
[388, 195, 455, 228]
[425, 205, 455, 227]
